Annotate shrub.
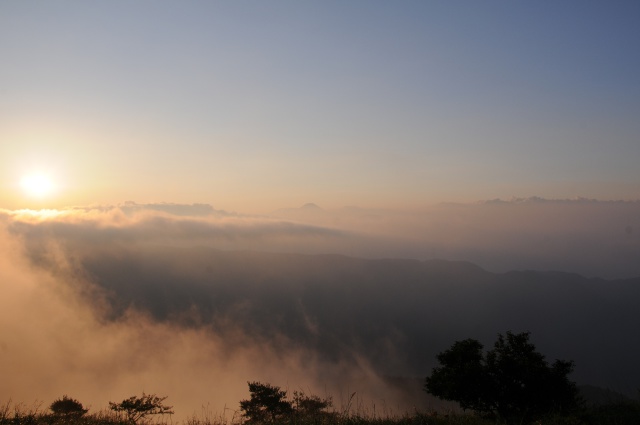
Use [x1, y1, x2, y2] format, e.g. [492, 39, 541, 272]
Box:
[292, 390, 333, 418]
[239, 382, 335, 424]
[49, 395, 88, 418]
[240, 382, 293, 424]
[109, 393, 173, 424]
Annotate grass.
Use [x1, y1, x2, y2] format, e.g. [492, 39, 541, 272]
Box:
[1, 398, 639, 425]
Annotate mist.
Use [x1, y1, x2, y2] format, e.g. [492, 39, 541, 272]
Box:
[8, 197, 640, 279]
[1, 200, 639, 420]
[0, 206, 436, 420]
[269, 198, 640, 279]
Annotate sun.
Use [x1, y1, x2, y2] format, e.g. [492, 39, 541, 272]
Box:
[21, 173, 56, 199]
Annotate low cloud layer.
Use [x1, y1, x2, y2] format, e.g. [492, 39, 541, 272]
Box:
[1, 201, 639, 420]
[270, 198, 640, 279]
[0, 207, 435, 419]
[7, 198, 640, 279]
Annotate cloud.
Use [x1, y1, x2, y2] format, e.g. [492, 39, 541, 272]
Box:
[118, 201, 231, 217]
[1, 204, 350, 271]
[0, 211, 432, 420]
[6, 198, 640, 279]
[1, 201, 640, 421]
[269, 198, 640, 279]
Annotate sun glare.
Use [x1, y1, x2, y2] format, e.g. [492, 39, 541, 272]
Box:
[21, 173, 55, 199]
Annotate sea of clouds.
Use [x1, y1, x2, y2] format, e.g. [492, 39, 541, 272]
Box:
[1, 199, 639, 419]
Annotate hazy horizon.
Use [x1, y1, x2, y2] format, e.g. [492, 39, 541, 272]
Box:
[4, 196, 640, 279]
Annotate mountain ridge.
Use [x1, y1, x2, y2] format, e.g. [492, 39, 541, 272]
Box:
[71, 247, 640, 396]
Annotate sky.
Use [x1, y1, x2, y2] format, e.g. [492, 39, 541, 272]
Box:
[1, 2, 640, 420]
[1, 1, 639, 212]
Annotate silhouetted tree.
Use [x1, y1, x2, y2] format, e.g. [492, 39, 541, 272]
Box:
[240, 382, 293, 423]
[425, 331, 580, 424]
[49, 395, 88, 418]
[109, 393, 173, 424]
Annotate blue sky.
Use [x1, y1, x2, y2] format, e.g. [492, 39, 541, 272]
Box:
[1, 1, 639, 211]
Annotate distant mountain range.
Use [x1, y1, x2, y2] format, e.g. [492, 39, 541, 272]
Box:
[79, 247, 640, 397]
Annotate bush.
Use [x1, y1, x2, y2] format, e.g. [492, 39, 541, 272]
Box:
[292, 390, 333, 418]
[239, 382, 333, 424]
[109, 393, 173, 424]
[240, 382, 293, 424]
[49, 395, 88, 418]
